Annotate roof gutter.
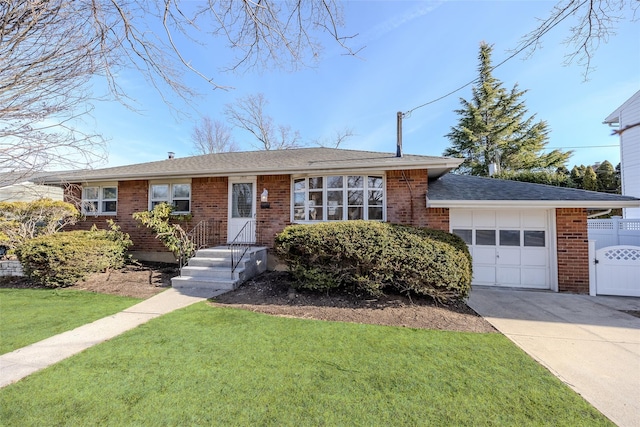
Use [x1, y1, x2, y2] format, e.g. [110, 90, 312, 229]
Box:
[426, 200, 640, 209]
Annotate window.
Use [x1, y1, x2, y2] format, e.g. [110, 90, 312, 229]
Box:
[524, 230, 545, 247]
[476, 230, 496, 246]
[82, 186, 117, 215]
[453, 229, 472, 245]
[499, 230, 520, 246]
[150, 183, 191, 213]
[293, 175, 385, 222]
[231, 183, 253, 218]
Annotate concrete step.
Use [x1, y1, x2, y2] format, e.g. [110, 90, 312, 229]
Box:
[187, 257, 233, 268]
[172, 246, 268, 292]
[194, 248, 234, 259]
[171, 276, 237, 290]
[180, 265, 241, 280]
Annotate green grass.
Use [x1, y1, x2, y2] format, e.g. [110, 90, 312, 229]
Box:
[0, 303, 612, 426]
[0, 289, 142, 354]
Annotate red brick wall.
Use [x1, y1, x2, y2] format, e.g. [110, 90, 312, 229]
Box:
[65, 180, 166, 253]
[425, 208, 450, 231]
[192, 177, 227, 244]
[65, 169, 449, 255]
[555, 208, 589, 293]
[386, 169, 430, 227]
[256, 175, 291, 248]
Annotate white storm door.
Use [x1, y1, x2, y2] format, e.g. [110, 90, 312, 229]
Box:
[228, 177, 256, 243]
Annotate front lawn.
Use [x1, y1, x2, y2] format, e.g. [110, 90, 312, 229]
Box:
[0, 289, 141, 354]
[0, 303, 612, 426]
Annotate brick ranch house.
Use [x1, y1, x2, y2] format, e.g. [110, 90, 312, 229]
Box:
[44, 148, 640, 294]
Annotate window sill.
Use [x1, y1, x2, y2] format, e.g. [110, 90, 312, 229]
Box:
[82, 212, 117, 216]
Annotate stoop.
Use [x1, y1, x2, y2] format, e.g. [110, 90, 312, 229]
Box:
[171, 246, 267, 292]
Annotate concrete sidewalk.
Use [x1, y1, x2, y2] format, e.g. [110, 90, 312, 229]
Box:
[0, 287, 225, 388]
[467, 288, 640, 427]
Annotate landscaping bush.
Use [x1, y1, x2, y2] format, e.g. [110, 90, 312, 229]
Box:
[132, 203, 194, 264]
[0, 198, 79, 249]
[16, 223, 132, 288]
[393, 225, 472, 273]
[275, 221, 472, 302]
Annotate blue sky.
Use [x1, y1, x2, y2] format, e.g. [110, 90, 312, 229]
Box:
[88, 1, 639, 169]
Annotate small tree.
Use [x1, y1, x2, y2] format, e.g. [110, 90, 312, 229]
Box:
[0, 199, 79, 249]
[595, 160, 618, 193]
[132, 203, 194, 264]
[583, 166, 598, 191]
[570, 165, 586, 188]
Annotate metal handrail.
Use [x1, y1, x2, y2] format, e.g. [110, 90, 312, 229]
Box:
[229, 220, 256, 276]
[179, 219, 222, 274]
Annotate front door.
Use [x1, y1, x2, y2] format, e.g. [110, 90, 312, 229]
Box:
[228, 177, 256, 243]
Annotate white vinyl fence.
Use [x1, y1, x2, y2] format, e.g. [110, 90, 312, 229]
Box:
[588, 217, 640, 250]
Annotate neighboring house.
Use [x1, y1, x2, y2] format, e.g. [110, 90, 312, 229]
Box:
[43, 147, 640, 294]
[0, 173, 63, 202]
[604, 89, 640, 218]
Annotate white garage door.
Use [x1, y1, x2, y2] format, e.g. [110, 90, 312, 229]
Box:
[450, 209, 551, 289]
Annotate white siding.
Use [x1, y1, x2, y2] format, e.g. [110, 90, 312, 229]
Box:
[0, 182, 63, 202]
[611, 91, 640, 218]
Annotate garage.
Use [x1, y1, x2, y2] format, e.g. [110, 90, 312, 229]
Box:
[450, 209, 553, 289]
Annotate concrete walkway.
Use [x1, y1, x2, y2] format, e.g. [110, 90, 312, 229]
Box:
[0, 288, 225, 388]
[467, 288, 640, 427]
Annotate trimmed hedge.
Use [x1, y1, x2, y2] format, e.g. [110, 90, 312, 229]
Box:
[16, 226, 132, 288]
[275, 221, 472, 302]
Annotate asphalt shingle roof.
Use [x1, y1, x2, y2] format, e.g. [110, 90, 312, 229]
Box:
[43, 148, 462, 183]
[427, 174, 640, 207]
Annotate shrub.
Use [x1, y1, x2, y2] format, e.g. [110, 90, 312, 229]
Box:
[275, 221, 472, 302]
[0, 199, 79, 249]
[385, 225, 472, 301]
[393, 225, 472, 273]
[16, 224, 132, 288]
[132, 203, 194, 264]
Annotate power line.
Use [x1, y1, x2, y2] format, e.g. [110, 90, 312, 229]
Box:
[403, 0, 589, 118]
[545, 144, 619, 149]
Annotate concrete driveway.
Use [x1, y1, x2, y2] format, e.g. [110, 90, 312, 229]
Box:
[467, 288, 640, 427]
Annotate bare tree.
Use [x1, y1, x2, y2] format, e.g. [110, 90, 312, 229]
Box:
[225, 93, 302, 150]
[1, 1, 356, 182]
[191, 116, 239, 154]
[518, 0, 638, 78]
[0, 1, 109, 177]
[313, 127, 355, 148]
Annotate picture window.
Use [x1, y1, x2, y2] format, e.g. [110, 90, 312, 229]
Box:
[293, 175, 385, 222]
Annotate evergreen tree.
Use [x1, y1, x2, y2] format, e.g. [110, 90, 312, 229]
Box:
[595, 160, 617, 193]
[444, 42, 571, 176]
[583, 166, 598, 191]
[493, 170, 575, 187]
[570, 165, 586, 188]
